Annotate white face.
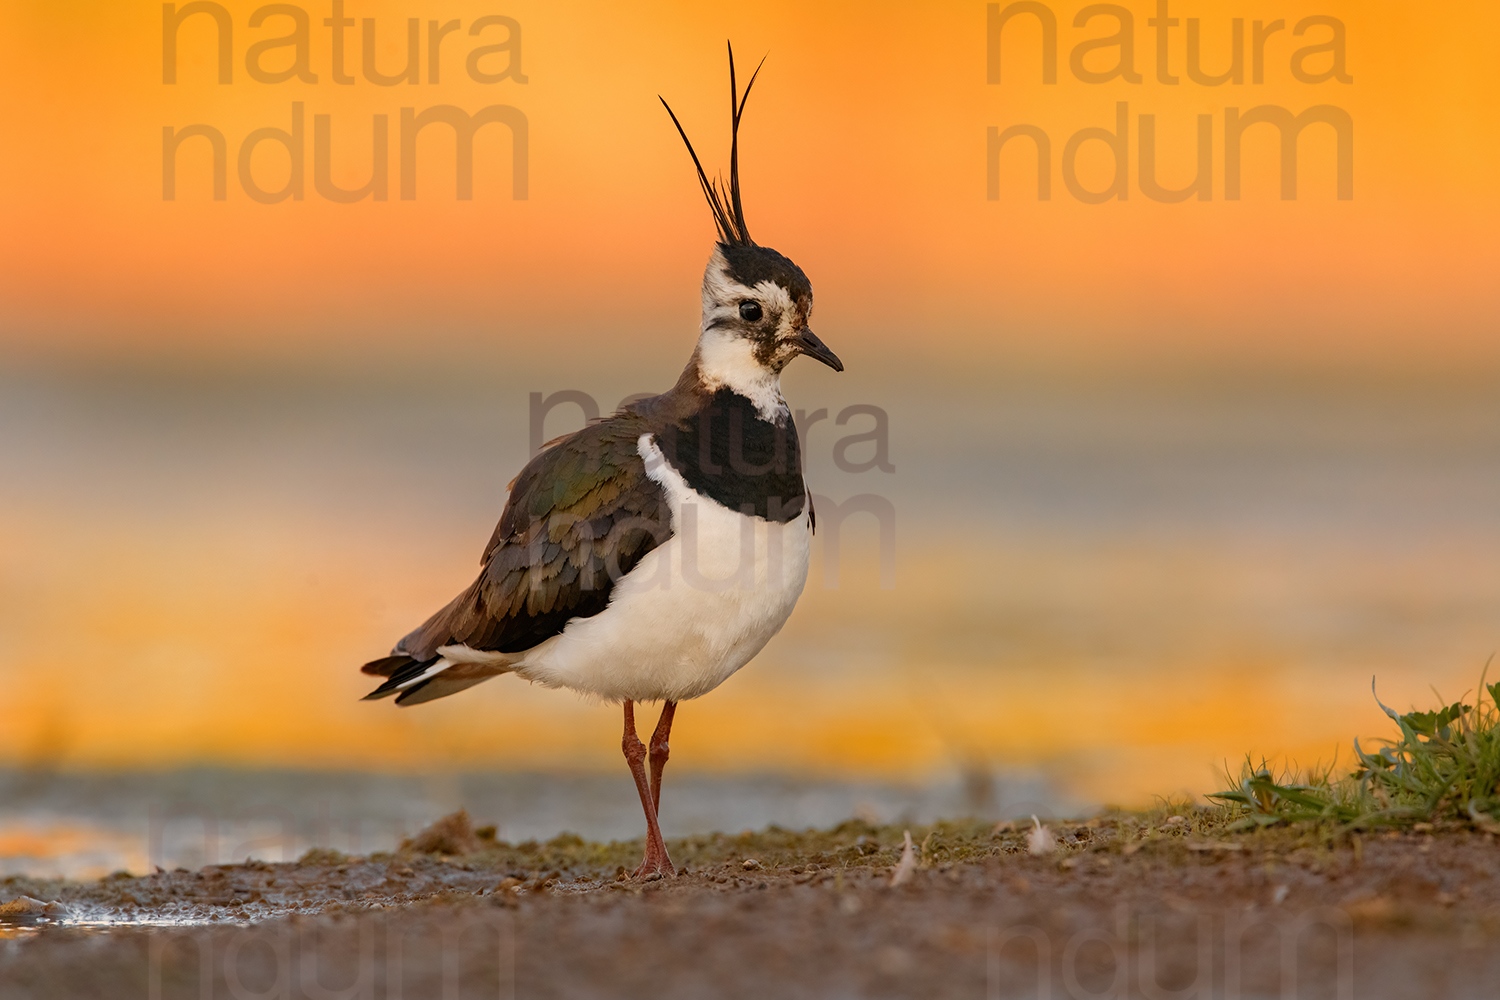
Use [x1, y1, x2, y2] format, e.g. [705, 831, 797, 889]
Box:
[692, 245, 839, 419]
[698, 244, 810, 365]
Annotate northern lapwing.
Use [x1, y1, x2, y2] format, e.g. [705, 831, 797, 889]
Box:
[362, 46, 842, 878]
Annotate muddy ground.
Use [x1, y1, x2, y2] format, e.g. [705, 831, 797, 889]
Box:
[2, 812, 1497, 999]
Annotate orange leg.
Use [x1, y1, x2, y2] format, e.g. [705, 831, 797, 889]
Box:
[648, 700, 677, 816]
[622, 700, 675, 877]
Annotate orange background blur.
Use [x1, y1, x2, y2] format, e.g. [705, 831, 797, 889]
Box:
[2, 0, 1496, 364]
[2, 1, 1499, 809]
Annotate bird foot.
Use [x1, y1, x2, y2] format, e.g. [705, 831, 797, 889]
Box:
[632, 850, 676, 880]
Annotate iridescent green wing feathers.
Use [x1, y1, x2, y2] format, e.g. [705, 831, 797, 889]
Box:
[396, 416, 670, 659]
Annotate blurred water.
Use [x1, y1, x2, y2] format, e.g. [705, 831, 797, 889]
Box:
[7, 360, 1497, 550]
[0, 765, 1074, 879]
[2, 358, 1498, 870]
[6, 360, 1497, 547]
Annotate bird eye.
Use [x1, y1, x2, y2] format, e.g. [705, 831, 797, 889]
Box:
[738, 301, 763, 322]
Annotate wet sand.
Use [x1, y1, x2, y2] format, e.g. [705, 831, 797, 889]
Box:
[2, 812, 1498, 999]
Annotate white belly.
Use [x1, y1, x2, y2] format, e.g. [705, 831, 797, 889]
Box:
[510, 433, 811, 703]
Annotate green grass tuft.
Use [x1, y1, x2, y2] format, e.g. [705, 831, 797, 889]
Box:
[1210, 673, 1500, 833]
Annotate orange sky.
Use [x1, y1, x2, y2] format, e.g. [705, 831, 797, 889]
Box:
[3, 3, 1499, 812]
[1, 0, 1496, 366]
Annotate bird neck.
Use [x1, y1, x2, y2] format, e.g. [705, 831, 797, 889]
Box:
[685, 326, 786, 422]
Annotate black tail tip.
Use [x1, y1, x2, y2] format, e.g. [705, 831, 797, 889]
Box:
[362, 654, 413, 678]
[361, 654, 442, 703]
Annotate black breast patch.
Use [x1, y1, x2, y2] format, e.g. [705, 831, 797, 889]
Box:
[654, 389, 807, 522]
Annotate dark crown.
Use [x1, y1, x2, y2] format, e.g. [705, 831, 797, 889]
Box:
[720, 243, 812, 301]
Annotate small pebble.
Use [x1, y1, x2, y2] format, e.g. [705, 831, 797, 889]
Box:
[0, 896, 49, 917]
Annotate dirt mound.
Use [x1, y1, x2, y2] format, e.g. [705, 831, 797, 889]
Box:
[402, 808, 483, 856]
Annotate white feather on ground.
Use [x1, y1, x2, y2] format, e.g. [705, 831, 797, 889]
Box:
[1027, 815, 1055, 856]
[889, 830, 917, 886]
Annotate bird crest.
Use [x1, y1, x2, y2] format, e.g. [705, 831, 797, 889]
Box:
[660, 43, 766, 247]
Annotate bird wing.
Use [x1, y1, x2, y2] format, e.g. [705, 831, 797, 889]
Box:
[387, 413, 671, 662]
